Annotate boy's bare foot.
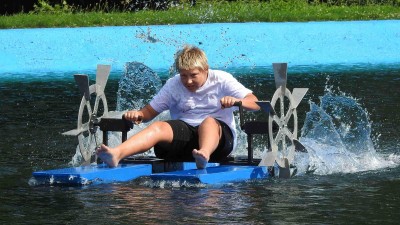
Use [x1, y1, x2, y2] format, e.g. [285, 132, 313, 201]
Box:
[96, 144, 120, 167]
[192, 149, 210, 169]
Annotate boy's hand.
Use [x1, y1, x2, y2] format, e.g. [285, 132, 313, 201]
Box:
[123, 110, 144, 124]
[220, 96, 240, 108]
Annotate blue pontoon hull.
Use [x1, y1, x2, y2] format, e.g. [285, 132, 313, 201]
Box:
[32, 164, 152, 185]
[149, 165, 271, 184]
[31, 163, 271, 186]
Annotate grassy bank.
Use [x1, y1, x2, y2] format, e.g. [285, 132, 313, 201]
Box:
[0, 0, 399, 28]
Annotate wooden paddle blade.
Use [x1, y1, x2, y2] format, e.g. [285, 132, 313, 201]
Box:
[96, 64, 111, 95]
[275, 157, 288, 168]
[74, 74, 90, 101]
[293, 139, 308, 153]
[259, 144, 278, 167]
[291, 88, 309, 109]
[277, 158, 291, 178]
[273, 63, 287, 90]
[259, 151, 277, 167]
[62, 128, 85, 136]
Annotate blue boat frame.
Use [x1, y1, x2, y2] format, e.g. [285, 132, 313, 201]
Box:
[31, 104, 274, 186]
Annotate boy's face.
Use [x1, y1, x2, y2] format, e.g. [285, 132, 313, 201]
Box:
[179, 68, 208, 92]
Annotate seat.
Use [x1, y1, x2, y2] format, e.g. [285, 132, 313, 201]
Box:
[234, 102, 273, 165]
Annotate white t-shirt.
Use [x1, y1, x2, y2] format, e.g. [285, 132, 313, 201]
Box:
[150, 69, 252, 150]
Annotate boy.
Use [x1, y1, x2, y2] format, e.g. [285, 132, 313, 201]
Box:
[97, 45, 259, 169]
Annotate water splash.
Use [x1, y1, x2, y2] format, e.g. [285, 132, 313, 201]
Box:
[295, 84, 399, 175]
[116, 62, 162, 111]
[135, 27, 160, 43]
[114, 62, 169, 157]
[137, 177, 207, 189]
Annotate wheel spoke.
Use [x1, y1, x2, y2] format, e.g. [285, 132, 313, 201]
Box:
[81, 122, 89, 132]
[272, 114, 281, 127]
[282, 127, 294, 140]
[284, 106, 294, 124]
[85, 101, 92, 118]
[279, 95, 285, 119]
[93, 95, 100, 116]
[274, 129, 283, 143]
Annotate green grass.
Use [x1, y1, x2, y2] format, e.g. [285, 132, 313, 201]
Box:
[0, 0, 399, 29]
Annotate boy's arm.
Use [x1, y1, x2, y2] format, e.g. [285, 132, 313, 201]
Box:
[123, 104, 159, 124]
[241, 93, 260, 111]
[220, 93, 260, 111]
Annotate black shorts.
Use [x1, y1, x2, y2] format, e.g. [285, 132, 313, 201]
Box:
[154, 119, 234, 162]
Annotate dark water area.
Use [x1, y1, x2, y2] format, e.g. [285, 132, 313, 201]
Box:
[1, 67, 400, 224]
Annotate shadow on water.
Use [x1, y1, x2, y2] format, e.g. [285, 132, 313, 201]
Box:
[1, 65, 400, 224]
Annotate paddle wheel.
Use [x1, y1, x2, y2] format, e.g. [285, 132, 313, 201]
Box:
[256, 63, 308, 178]
[62, 64, 137, 167]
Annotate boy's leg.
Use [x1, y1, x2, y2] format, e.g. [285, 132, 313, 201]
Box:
[192, 117, 222, 169]
[97, 121, 173, 167]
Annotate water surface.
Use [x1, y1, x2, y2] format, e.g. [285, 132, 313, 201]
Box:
[1, 67, 399, 224]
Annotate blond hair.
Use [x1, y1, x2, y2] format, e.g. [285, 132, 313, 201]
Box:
[174, 45, 209, 72]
